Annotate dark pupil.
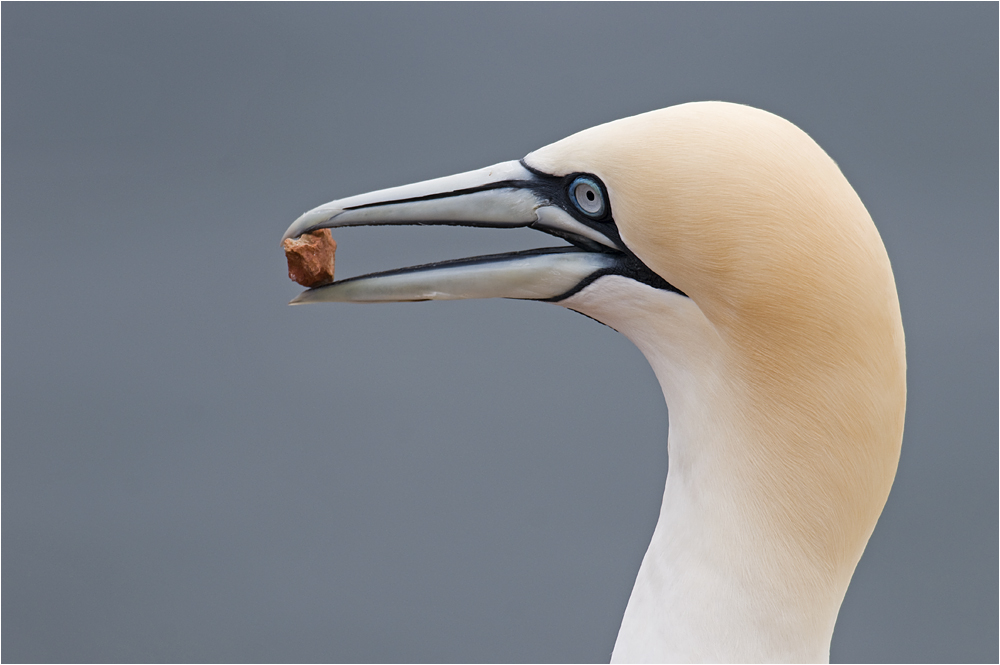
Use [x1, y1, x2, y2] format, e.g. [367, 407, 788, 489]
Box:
[586, 190, 595, 201]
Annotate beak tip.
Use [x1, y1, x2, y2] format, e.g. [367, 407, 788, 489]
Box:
[282, 209, 332, 244]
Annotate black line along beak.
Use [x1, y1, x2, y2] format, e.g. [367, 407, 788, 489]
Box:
[281, 159, 676, 304]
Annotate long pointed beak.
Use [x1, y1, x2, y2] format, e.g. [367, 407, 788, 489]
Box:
[282, 160, 617, 250]
[281, 160, 628, 304]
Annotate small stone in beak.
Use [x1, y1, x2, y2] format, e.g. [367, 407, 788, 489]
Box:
[283, 229, 337, 288]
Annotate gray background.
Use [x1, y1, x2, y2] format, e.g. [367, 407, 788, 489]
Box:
[3, 4, 996, 663]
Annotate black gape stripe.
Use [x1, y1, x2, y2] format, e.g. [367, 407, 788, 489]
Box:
[541, 252, 685, 302]
[517, 160, 686, 300]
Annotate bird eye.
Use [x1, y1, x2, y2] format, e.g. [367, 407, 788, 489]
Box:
[569, 176, 606, 218]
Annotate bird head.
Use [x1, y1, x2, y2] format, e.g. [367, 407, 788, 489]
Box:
[282, 101, 906, 594]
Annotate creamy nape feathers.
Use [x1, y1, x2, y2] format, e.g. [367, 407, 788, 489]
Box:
[528, 103, 906, 662]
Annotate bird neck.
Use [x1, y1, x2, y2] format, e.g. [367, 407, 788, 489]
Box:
[562, 278, 853, 663]
[611, 437, 842, 663]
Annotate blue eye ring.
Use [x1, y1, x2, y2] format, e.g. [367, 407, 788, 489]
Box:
[568, 176, 606, 218]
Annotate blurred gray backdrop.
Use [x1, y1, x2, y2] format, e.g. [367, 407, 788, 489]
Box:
[3, 4, 997, 663]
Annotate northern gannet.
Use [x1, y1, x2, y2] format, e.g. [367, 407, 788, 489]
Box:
[281, 102, 906, 663]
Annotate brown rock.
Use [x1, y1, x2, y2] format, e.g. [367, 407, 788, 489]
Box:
[283, 229, 337, 288]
